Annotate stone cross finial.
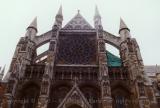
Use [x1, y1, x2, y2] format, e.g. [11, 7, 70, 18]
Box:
[78, 10, 80, 14]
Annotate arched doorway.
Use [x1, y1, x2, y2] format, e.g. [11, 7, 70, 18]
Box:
[80, 84, 101, 108]
[112, 85, 133, 108]
[48, 83, 72, 108]
[67, 104, 82, 108]
[13, 82, 40, 108]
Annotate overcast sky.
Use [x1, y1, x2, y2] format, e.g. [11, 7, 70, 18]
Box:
[0, 0, 160, 73]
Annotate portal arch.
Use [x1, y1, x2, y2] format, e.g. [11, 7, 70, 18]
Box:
[13, 82, 40, 108]
[111, 83, 133, 108]
[79, 84, 101, 108]
[48, 82, 72, 108]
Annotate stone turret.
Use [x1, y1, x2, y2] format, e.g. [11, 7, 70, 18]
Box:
[119, 18, 152, 108]
[4, 17, 39, 108]
[25, 17, 38, 40]
[119, 18, 136, 68]
[119, 18, 131, 41]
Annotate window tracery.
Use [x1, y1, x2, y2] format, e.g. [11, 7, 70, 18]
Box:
[57, 34, 97, 64]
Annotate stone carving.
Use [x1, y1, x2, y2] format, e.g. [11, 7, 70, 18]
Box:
[7, 80, 14, 93]
[37, 97, 48, 108]
[41, 81, 49, 95]
[98, 31, 103, 38]
[57, 84, 92, 108]
[138, 82, 146, 96]
[49, 41, 55, 51]
[99, 41, 105, 52]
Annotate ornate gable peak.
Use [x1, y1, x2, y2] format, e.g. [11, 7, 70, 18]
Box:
[57, 83, 92, 108]
[63, 11, 93, 30]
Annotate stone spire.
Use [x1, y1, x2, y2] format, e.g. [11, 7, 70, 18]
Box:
[25, 17, 38, 40]
[53, 5, 63, 28]
[119, 18, 130, 33]
[57, 5, 62, 16]
[94, 5, 102, 29]
[27, 17, 37, 32]
[95, 5, 101, 17]
[119, 18, 131, 41]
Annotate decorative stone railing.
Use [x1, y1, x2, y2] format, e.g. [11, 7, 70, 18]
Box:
[108, 66, 129, 80]
[24, 64, 45, 79]
[54, 65, 98, 81]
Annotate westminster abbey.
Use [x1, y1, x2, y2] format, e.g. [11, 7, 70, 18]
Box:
[0, 6, 160, 108]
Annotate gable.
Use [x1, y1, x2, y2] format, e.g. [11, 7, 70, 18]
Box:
[57, 84, 92, 108]
[63, 12, 93, 30]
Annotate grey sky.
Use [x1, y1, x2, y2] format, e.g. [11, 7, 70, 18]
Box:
[0, 0, 160, 73]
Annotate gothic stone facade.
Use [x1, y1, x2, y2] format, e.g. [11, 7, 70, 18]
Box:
[2, 6, 160, 108]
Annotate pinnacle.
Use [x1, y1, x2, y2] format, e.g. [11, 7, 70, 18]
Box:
[119, 18, 128, 30]
[57, 5, 62, 16]
[28, 17, 37, 32]
[95, 5, 101, 17]
[75, 10, 82, 17]
[77, 9, 80, 14]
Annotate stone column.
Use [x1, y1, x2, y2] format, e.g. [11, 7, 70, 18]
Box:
[97, 29, 112, 108]
[37, 26, 59, 108]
